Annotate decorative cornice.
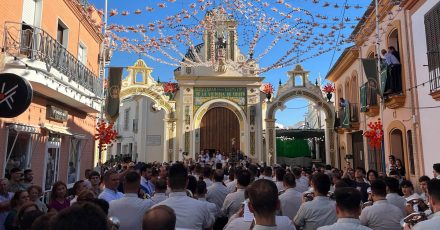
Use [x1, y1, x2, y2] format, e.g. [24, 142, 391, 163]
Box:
[326, 48, 359, 82]
[64, 0, 104, 44]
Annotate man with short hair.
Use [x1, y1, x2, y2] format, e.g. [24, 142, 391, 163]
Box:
[275, 168, 286, 192]
[413, 179, 440, 229]
[433, 163, 440, 179]
[261, 166, 273, 180]
[294, 173, 337, 230]
[359, 179, 403, 230]
[0, 178, 14, 230]
[143, 205, 176, 230]
[292, 168, 308, 193]
[88, 171, 102, 198]
[51, 202, 108, 230]
[221, 169, 251, 218]
[151, 178, 168, 204]
[354, 167, 369, 202]
[279, 173, 302, 220]
[419, 176, 430, 201]
[7, 168, 25, 192]
[207, 169, 229, 210]
[226, 168, 237, 193]
[318, 187, 372, 230]
[384, 177, 406, 216]
[98, 169, 124, 202]
[203, 166, 213, 187]
[153, 163, 214, 229]
[109, 171, 154, 230]
[22, 169, 33, 189]
[140, 164, 155, 197]
[195, 180, 219, 218]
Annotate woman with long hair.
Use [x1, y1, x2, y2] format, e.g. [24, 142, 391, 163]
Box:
[366, 169, 379, 184]
[4, 190, 30, 230]
[48, 181, 70, 212]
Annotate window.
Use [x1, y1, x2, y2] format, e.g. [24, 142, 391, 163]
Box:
[67, 138, 82, 185]
[424, 2, 440, 93]
[124, 109, 130, 130]
[116, 143, 122, 155]
[57, 20, 68, 47]
[44, 134, 61, 191]
[133, 119, 138, 133]
[135, 71, 143, 83]
[78, 43, 87, 65]
[4, 130, 32, 177]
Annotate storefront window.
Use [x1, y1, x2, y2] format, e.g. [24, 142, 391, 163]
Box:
[67, 139, 81, 185]
[5, 130, 31, 177]
[44, 134, 60, 191]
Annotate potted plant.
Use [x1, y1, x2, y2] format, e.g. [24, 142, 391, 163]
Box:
[262, 83, 274, 101]
[322, 83, 335, 102]
[163, 82, 179, 100]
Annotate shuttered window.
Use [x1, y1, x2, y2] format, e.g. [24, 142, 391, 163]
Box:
[22, 0, 36, 25]
[425, 2, 440, 92]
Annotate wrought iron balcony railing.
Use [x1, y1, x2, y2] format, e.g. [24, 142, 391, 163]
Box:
[2, 22, 102, 96]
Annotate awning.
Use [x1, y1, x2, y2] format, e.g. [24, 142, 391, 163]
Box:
[72, 133, 88, 139]
[7, 123, 39, 134]
[40, 123, 72, 135]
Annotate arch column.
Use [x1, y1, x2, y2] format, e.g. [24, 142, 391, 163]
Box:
[265, 119, 276, 165]
[164, 118, 177, 162]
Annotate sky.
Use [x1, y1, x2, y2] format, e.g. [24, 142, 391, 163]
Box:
[89, 0, 371, 127]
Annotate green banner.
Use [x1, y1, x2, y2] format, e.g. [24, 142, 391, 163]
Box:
[380, 62, 388, 96]
[341, 106, 350, 128]
[360, 83, 367, 112]
[193, 87, 247, 112]
[105, 67, 123, 123]
[361, 58, 378, 82]
[276, 139, 311, 158]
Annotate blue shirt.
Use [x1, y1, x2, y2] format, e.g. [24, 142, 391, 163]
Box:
[98, 188, 124, 203]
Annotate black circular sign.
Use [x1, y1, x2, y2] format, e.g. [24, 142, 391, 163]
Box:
[0, 73, 33, 118]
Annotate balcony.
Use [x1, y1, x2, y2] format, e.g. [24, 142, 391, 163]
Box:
[2, 22, 102, 97]
[360, 82, 380, 117]
[335, 103, 360, 133]
[427, 51, 440, 101]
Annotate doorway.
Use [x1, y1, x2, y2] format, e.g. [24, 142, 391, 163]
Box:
[351, 131, 365, 169]
[200, 107, 240, 154]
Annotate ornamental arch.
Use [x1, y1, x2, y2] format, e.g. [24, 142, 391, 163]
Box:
[119, 59, 177, 162]
[264, 64, 336, 166]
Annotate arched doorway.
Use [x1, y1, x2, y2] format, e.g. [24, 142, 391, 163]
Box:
[200, 107, 240, 154]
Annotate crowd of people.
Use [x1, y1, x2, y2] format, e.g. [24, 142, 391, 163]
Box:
[1, 153, 440, 230]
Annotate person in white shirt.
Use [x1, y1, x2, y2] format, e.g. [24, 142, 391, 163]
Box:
[221, 169, 251, 218]
[401, 180, 420, 202]
[412, 179, 440, 230]
[225, 214, 295, 230]
[109, 171, 154, 230]
[247, 179, 295, 230]
[142, 205, 176, 230]
[203, 167, 213, 188]
[279, 173, 302, 220]
[275, 168, 286, 193]
[384, 177, 406, 215]
[226, 168, 238, 193]
[292, 168, 309, 193]
[318, 187, 372, 230]
[98, 169, 124, 203]
[359, 179, 403, 230]
[294, 173, 337, 230]
[195, 180, 219, 218]
[153, 163, 214, 229]
[206, 169, 229, 210]
[150, 178, 168, 204]
[418, 176, 430, 201]
[260, 167, 273, 181]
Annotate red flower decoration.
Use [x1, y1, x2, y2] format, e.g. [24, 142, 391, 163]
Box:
[262, 83, 274, 94]
[322, 83, 335, 93]
[363, 119, 383, 148]
[94, 120, 118, 146]
[163, 82, 179, 93]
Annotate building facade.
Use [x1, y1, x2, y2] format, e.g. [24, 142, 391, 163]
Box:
[0, 0, 104, 195]
[326, 0, 440, 182]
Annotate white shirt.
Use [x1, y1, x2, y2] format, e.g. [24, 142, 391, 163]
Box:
[206, 182, 229, 210]
[405, 193, 420, 202]
[221, 188, 245, 218]
[275, 181, 284, 192]
[98, 188, 124, 203]
[412, 211, 440, 230]
[224, 215, 295, 230]
[150, 192, 167, 204]
[154, 192, 214, 229]
[318, 218, 372, 230]
[279, 188, 302, 219]
[359, 199, 403, 230]
[204, 178, 213, 188]
[226, 179, 237, 193]
[109, 193, 154, 230]
[295, 178, 309, 193]
[293, 196, 337, 230]
[383, 52, 400, 65]
[198, 197, 219, 218]
[386, 193, 406, 215]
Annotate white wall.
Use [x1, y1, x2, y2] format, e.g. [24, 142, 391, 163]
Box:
[138, 97, 165, 163]
[411, 0, 440, 177]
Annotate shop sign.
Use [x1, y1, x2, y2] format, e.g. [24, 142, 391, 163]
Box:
[47, 105, 68, 122]
[193, 87, 246, 112]
[0, 73, 33, 118]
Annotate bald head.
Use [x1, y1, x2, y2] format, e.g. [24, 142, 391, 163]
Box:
[143, 205, 176, 230]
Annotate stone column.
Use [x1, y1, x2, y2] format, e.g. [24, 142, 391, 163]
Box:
[265, 119, 276, 165]
[325, 118, 332, 165]
[164, 118, 177, 162]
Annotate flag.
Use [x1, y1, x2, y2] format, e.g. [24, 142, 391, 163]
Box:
[105, 67, 123, 123]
